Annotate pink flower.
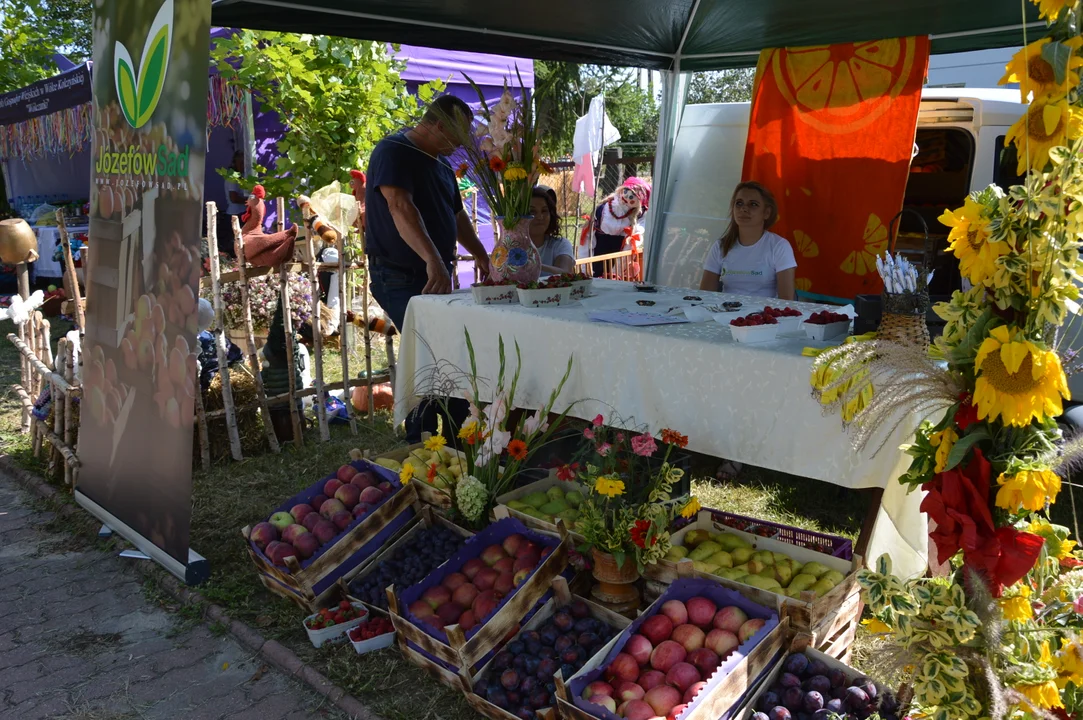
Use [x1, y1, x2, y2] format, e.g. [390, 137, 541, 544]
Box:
[616, 433, 625, 443]
[592, 414, 604, 428]
[583, 427, 595, 440]
[631, 434, 657, 457]
[597, 443, 612, 457]
[1074, 595, 1083, 615]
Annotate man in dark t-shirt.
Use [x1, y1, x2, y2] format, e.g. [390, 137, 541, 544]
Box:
[365, 95, 490, 330]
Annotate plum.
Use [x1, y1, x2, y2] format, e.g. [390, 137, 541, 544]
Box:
[559, 663, 576, 681]
[501, 669, 520, 691]
[540, 627, 560, 646]
[784, 653, 810, 677]
[526, 639, 543, 656]
[522, 630, 542, 645]
[758, 691, 781, 712]
[530, 689, 551, 709]
[802, 690, 824, 713]
[536, 657, 558, 679]
[515, 706, 534, 720]
[554, 611, 574, 631]
[506, 690, 521, 706]
[554, 635, 574, 653]
[571, 600, 590, 618]
[486, 686, 509, 709]
[538, 646, 556, 660]
[767, 708, 792, 720]
[574, 618, 596, 633]
[782, 686, 803, 711]
[828, 668, 848, 689]
[806, 659, 828, 678]
[508, 640, 525, 655]
[512, 655, 528, 671]
[493, 651, 514, 671]
[578, 631, 599, 649]
[520, 676, 538, 695]
[561, 646, 582, 665]
[804, 675, 831, 696]
[858, 678, 878, 700]
[751, 714, 770, 720]
[845, 686, 870, 711]
[524, 656, 541, 676]
[825, 698, 844, 714]
[779, 673, 802, 689]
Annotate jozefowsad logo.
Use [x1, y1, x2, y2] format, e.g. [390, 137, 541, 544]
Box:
[114, 0, 172, 129]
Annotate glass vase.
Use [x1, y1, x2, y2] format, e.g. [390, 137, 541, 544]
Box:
[490, 218, 541, 284]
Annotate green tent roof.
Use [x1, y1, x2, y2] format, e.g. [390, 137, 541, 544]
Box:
[211, 0, 1042, 70]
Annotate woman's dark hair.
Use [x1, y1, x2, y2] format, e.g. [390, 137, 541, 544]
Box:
[423, 94, 473, 126]
[531, 186, 561, 236]
[719, 181, 778, 257]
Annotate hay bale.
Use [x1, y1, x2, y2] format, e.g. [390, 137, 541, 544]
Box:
[199, 366, 266, 461]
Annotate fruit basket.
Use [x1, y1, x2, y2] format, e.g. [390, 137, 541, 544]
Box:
[644, 510, 862, 645]
[760, 306, 804, 333]
[559, 578, 784, 720]
[242, 460, 417, 612]
[348, 616, 398, 655]
[723, 313, 780, 344]
[387, 517, 571, 690]
[342, 505, 474, 615]
[493, 472, 589, 542]
[303, 600, 368, 648]
[368, 435, 470, 510]
[472, 281, 520, 306]
[732, 647, 902, 720]
[802, 310, 851, 341]
[464, 576, 630, 720]
[681, 510, 853, 560]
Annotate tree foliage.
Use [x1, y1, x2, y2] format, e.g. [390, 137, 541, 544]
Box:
[686, 69, 756, 105]
[534, 61, 658, 157]
[210, 32, 443, 204]
[0, 0, 92, 94]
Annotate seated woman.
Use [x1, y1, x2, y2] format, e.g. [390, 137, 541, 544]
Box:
[700, 182, 796, 300]
[529, 186, 575, 276]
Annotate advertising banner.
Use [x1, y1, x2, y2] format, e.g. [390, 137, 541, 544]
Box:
[0, 63, 92, 127]
[80, 0, 210, 567]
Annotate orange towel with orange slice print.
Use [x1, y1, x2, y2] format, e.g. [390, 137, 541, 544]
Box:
[741, 37, 930, 300]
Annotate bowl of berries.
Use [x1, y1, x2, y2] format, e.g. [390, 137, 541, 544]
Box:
[802, 310, 852, 341]
[517, 277, 574, 308]
[471, 278, 520, 306]
[726, 311, 780, 343]
[560, 272, 593, 300]
[759, 305, 804, 332]
[348, 616, 397, 655]
[303, 601, 367, 648]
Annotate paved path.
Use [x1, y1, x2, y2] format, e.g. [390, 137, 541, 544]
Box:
[0, 470, 347, 720]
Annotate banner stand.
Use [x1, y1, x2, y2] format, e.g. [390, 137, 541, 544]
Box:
[75, 489, 210, 585]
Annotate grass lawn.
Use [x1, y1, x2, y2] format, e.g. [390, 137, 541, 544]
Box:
[0, 314, 890, 719]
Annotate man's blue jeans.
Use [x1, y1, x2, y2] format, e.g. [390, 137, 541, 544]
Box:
[369, 258, 467, 444]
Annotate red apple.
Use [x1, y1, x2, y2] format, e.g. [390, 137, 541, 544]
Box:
[704, 629, 739, 658]
[638, 670, 666, 691]
[281, 524, 309, 545]
[336, 464, 358, 483]
[640, 614, 674, 645]
[686, 648, 720, 678]
[625, 634, 654, 666]
[605, 653, 640, 684]
[671, 624, 706, 653]
[289, 504, 314, 524]
[462, 558, 486, 579]
[644, 685, 681, 716]
[472, 589, 499, 620]
[312, 519, 337, 545]
[422, 585, 451, 609]
[513, 554, 539, 573]
[502, 533, 526, 556]
[293, 532, 319, 560]
[738, 618, 766, 643]
[458, 609, 477, 632]
[249, 522, 277, 550]
[616, 682, 646, 702]
[649, 640, 687, 673]
[358, 486, 384, 505]
[582, 681, 615, 701]
[352, 502, 372, 519]
[323, 478, 343, 497]
[685, 597, 717, 629]
[481, 544, 507, 566]
[309, 494, 327, 512]
[474, 567, 499, 592]
[512, 567, 532, 586]
[592, 696, 617, 713]
[302, 513, 322, 531]
[335, 484, 361, 509]
[664, 663, 701, 693]
[265, 541, 296, 567]
[683, 682, 707, 705]
[409, 600, 434, 618]
[331, 510, 353, 531]
[435, 601, 464, 627]
[519, 541, 540, 558]
[319, 498, 347, 520]
[622, 699, 655, 720]
[666, 702, 688, 720]
[351, 470, 377, 489]
[452, 583, 479, 608]
[493, 557, 515, 574]
[660, 600, 689, 627]
[443, 572, 468, 591]
[712, 606, 748, 634]
[494, 572, 514, 596]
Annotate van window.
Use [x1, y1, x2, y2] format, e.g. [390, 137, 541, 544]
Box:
[993, 135, 1027, 191]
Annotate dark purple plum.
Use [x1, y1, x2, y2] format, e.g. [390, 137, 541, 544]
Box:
[520, 676, 537, 695]
[561, 646, 582, 665]
[806, 659, 828, 678]
[512, 655, 528, 671]
[780, 673, 802, 689]
[782, 686, 803, 711]
[825, 698, 843, 714]
[570, 600, 589, 618]
[574, 618, 595, 633]
[831, 687, 848, 701]
[811, 711, 832, 720]
[515, 706, 533, 720]
[531, 689, 552, 709]
[759, 691, 781, 712]
[536, 658, 557, 679]
[554, 635, 574, 653]
[784, 654, 810, 676]
[559, 663, 575, 681]
[802, 690, 824, 713]
[524, 656, 540, 676]
[858, 678, 878, 700]
[474, 678, 489, 695]
[828, 668, 848, 689]
[508, 641, 525, 655]
[506, 690, 521, 706]
[578, 632, 599, 649]
[493, 652, 514, 671]
[751, 714, 770, 720]
[540, 627, 559, 646]
[526, 639, 542, 656]
[767, 707, 792, 720]
[501, 669, 520, 691]
[845, 686, 870, 711]
[486, 687, 509, 709]
[553, 612, 574, 631]
[804, 675, 831, 696]
[522, 630, 541, 645]
[538, 646, 556, 660]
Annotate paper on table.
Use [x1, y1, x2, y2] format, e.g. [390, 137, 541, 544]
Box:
[587, 310, 691, 326]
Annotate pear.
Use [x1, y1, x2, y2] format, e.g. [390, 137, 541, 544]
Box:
[546, 485, 565, 503]
[688, 541, 722, 562]
[731, 547, 754, 564]
[747, 558, 770, 575]
[751, 550, 775, 566]
[692, 560, 721, 574]
[810, 579, 835, 598]
[564, 490, 584, 508]
[802, 561, 830, 579]
[373, 457, 401, 472]
[713, 532, 751, 551]
[773, 563, 794, 586]
[666, 545, 690, 561]
[743, 574, 782, 592]
[539, 500, 569, 515]
[558, 509, 579, 525]
[411, 464, 429, 483]
[409, 448, 432, 464]
[522, 491, 549, 508]
[732, 563, 751, 575]
[772, 552, 793, 565]
[707, 550, 733, 569]
[821, 570, 846, 587]
[788, 574, 818, 593]
[507, 500, 532, 511]
[684, 529, 713, 548]
[437, 447, 455, 464]
[783, 587, 805, 599]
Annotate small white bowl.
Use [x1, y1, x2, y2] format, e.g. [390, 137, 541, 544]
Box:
[772, 312, 805, 333]
[302, 603, 368, 648]
[568, 279, 593, 301]
[517, 286, 574, 308]
[349, 628, 397, 655]
[803, 319, 851, 341]
[729, 322, 780, 343]
[471, 284, 519, 305]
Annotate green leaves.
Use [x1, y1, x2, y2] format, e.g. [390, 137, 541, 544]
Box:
[1042, 39, 1075, 85]
[944, 426, 991, 471]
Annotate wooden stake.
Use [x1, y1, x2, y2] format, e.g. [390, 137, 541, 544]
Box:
[38, 314, 52, 372]
[338, 231, 356, 434]
[360, 252, 375, 423]
[62, 339, 74, 487]
[205, 202, 243, 461]
[56, 209, 86, 332]
[276, 197, 303, 447]
[49, 337, 65, 479]
[194, 372, 211, 471]
[231, 215, 280, 454]
[305, 220, 329, 441]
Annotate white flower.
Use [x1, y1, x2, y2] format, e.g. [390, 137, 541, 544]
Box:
[490, 124, 510, 150]
[488, 392, 509, 427]
[480, 137, 495, 154]
[491, 107, 509, 126]
[455, 474, 488, 523]
[496, 91, 515, 116]
[477, 428, 510, 467]
[475, 122, 489, 138]
[523, 410, 548, 436]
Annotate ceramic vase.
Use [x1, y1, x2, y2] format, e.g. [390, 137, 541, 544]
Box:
[489, 220, 541, 284]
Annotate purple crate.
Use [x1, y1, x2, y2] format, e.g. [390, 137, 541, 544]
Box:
[250, 459, 414, 597]
[569, 578, 780, 720]
[673, 508, 853, 560]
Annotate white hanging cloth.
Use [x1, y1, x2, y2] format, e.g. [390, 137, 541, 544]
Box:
[571, 96, 620, 195]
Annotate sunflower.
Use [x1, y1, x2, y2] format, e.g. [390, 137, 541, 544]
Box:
[1001, 37, 1083, 103]
[999, 585, 1034, 622]
[424, 435, 447, 452]
[939, 198, 1006, 285]
[929, 426, 959, 474]
[997, 467, 1062, 512]
[861, 617, 892, 634]
[1032, 0, 1077, 21]
[974, 325, 1069, 426]
[504, 162, 528, 182]
[1056, 641, 1083, 689]
[399, 462, 414, 484]
[1006, 96, 1083, 174]
[679, 497, 701, 519]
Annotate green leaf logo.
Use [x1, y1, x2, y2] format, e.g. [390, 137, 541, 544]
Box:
[114, 0, 172, 128]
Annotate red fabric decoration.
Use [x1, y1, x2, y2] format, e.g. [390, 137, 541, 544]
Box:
[349, 169, 366, 183]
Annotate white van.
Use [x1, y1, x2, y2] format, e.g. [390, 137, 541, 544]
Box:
[650, 88, 1027, 295]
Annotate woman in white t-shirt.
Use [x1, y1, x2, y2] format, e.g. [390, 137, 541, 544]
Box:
[529, 186, 575, 275]
[699, 182, 797, 300]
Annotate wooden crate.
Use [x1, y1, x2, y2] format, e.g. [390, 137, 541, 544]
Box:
[365, 440, 454, 510]
[493, 473, 588, 544]
[242, 460, 417, 612]
[339, 505, 475, 616]
[809, 585, 863, 664]
[556, 578, 787, 720]
[387, 518, 572, 690]
[644, 510, 862, 635]
[462, 576, 632, 720]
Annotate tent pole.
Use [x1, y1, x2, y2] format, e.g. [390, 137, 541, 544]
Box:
[643, 67, 688, 285]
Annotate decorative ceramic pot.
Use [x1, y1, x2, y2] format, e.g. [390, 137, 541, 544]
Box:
[489, 219, 541, 284]
[591, 548, 641, 613]
[0, 219, 37, 264]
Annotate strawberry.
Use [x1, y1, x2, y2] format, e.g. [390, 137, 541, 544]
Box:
[339, 600, 352, 611]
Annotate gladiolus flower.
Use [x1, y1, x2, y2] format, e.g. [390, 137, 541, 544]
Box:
[592, 414, 604, 427]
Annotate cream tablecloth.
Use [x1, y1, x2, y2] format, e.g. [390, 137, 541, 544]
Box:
[395, 280, 928, 578]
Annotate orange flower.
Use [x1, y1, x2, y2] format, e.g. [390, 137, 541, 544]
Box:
[661, 429, 688, 448]
[427, 463, 438, 484]
[507, 439, 527, 461]
[455, 162, 469, 179]
[489, 155, 507, 173]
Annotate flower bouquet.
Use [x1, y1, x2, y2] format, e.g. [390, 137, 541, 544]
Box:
[439, 72, 544, 283]
[568, 417, 697, 574]
[218, 271, 311, 333]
